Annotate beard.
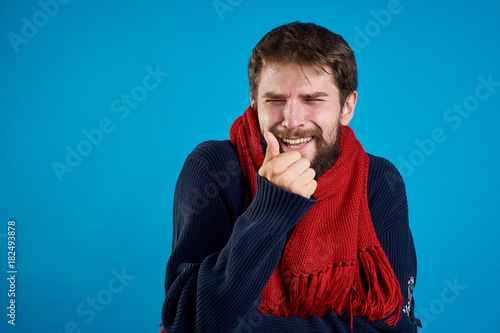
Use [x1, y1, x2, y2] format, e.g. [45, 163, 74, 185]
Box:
[258, 119, 343, 180]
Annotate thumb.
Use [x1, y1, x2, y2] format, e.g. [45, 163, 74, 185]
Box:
[263, 131, 280, 163]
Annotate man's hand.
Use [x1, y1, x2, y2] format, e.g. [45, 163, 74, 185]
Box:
[258, 132, 317, 199]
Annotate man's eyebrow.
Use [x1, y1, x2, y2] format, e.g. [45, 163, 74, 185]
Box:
[302, 92, 329, 98]
[261, 92, 329, 99]
[261, 92, 287, 99]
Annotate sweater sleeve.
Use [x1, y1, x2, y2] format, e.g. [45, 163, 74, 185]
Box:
[161, 141, 317, 333]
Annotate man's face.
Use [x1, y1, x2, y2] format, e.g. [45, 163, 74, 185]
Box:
[252, 62, 356, 178]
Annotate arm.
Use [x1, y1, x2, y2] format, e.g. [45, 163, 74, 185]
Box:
[161, 142, 316, 332]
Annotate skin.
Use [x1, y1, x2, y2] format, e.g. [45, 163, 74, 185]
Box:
[253, 63, 357, 198]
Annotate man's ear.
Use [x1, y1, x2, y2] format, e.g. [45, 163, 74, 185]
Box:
[250, 92, 256, 108]
[340, 91, 357, 126]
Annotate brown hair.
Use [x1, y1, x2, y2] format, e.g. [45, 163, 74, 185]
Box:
[248, 21, 357, 107]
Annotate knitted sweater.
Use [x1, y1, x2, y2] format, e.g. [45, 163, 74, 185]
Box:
[161, 140, 418, 333]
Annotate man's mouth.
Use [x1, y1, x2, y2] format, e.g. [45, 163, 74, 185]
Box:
[281, 136, 313, 149]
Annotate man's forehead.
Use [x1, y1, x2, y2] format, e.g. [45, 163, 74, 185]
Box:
[261, 62, 331, 77]
[258, 66, 338, 97]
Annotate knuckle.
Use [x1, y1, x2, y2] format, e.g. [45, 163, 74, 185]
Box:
[286, 151, 301, 162]
[289, 150, 300, 158]
[289, 182, 300, 194]
[269, 159, 284, 171]
[302, 158, 311, 169]
[277, 173, 289, 185]
[259, 166, 270, 178]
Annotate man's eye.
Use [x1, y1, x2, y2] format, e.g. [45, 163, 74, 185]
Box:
[266, 99, 285, 103]
[306, 98, 323, 102]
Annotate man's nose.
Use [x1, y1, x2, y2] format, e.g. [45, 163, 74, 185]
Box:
[281, 100, 304, 129]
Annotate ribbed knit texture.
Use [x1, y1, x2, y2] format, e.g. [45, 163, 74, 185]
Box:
[161, 140, 417, 333]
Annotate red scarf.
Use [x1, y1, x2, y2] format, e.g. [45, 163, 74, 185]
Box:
[229, 106, 403, 326]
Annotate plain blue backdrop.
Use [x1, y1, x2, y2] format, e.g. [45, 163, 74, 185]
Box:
[1, 0, 499, 332]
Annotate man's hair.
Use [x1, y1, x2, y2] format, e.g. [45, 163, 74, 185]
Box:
[248, 21, 358, 107]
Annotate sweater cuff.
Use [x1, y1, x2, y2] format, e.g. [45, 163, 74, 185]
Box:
[243, 173, 317, 236]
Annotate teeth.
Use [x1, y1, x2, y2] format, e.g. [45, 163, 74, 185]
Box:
[282, 137, 312, 144]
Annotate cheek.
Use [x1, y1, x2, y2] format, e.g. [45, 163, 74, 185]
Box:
[319, 120, 340, 143]
[256, 109, 267, 131]
[258, 106, 282, 131]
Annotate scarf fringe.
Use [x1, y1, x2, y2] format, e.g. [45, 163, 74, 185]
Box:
[259, 246, 402, 326]
[352, 245, 403, 325]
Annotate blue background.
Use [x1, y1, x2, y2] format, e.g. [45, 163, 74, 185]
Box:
[1, 0, 498, 332]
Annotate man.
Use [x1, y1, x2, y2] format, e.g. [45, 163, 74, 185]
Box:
[161, 22, 420, 332]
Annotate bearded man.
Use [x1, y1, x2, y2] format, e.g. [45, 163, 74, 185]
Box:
[161, 22, 420, 332]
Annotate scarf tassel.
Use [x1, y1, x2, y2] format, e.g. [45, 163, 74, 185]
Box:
[285, 263, 357, 319]
[351, 246, 403, 326]
[261, 246, 402, 326]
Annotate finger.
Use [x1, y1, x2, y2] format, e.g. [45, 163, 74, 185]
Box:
[286, 157, 311, 176]
[263, 131, 280, 163]
[299, 167, 316, 183]
[267, 150, 302, 174]
[303, 179, 317, 198]
[286, 166, 315, 195]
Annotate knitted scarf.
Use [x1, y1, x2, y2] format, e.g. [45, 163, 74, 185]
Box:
[229, 106, 403, 326]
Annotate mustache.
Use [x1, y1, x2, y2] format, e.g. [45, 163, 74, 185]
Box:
[268, 126, 323, 140]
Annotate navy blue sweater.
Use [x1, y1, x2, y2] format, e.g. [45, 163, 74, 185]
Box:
[162, 140, 418, 332]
